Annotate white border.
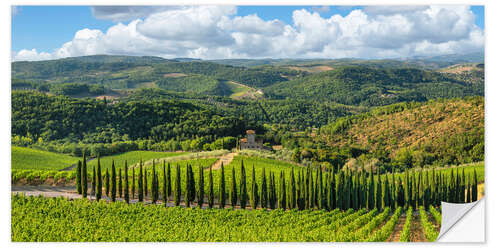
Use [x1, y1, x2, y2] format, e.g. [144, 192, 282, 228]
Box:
[2, 0, 498, 249]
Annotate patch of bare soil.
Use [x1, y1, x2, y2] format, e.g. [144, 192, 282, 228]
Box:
[411, 213, 427, 242]
[13, 177, 75, 187]
[209, 152, 237, 170]
[387, 215, 406, 242]
[163, 73, 187, 78]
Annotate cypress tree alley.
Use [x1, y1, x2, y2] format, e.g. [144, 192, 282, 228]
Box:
[230, 167, 237, 208]
[184, 164, 191, 207]
[260, 168, 268, 209]
[472, 169, 478, 201]
[197, 164, 204, 208]
[175, 164, 181, 206]
[105, 168, 110, 197]
[118, 168, 122, 198]
[219, 163, 226, 209]
[239, 161, 247, 209]
[251, 166, 258, 209]
[124, 161, 129, 204]
[76, 161, 82, 194]
[96, 158, 102, 201]
[111, 160, 116, 202]
[138, 162, 143, 202]
[208, 166, 214, 208]
[82, 154, 88, 198]
[91, 166, 96, 196]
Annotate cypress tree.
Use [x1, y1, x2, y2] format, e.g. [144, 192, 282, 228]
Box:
[391, 171, 396, 209]
[167, 162, 172, 198]
[359, 170, 366, 209]
[317, 169, 323, 210]
[81, 154, 88, 198]
[118, 167, 122, 198]
[260, 168, 268, 209]
[76, 160, 82, 194]
[138, 161, 143, 202]
[189, 164, 196, 202]
[336, 170, 344, 210]
[185, 164, 191, 207]
[197, 164, 204, 208]
[376, 171, 382, 211]
[219, 163, 226, 209]
[239, 161, 248, 209]
[105, 168, 110, 197]
[279, 171, 287, 210]
[305, 167, 310, 209]
[368, 166, 375, 209]
[230, 167, 237, 208]
[131, 167, 135, 199]
[328, 169, 336, 210]
[383, 174, 390, 209]
[124, 161, 129, 204]
[454, 169, 460, 203]
[404, 170, 410, 208]
[466, 173, 471, 203]
[269, 173, 276, 209]
[344, 170, 351, 210]
[397, 176, 405, 207]
[96, 158, 102, 201]
[162, 161, 167, 204]
[175, 164, 181, 206]
[472, 169, 478, 202]
[289, 169, 296, 209]
[111, 160, 116, 202]
[251, 165, 258, 209]
[91, 166, 96, 196]
[461, 168, 466, 203]
[313, 169, 319, 208]
[352, 171, 358, 210]
[152, 164, 158, 204]
[208, 166, 214, 208]
[308, 168, 315, 209]
[144, 165, 148, 198]
[411, 171, 417, 208]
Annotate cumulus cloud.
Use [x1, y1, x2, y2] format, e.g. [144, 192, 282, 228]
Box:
[13, 5, 484, 61]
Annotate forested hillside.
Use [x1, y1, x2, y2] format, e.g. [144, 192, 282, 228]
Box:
[265, 66, 483, 106]
[287, 97, 484, 171]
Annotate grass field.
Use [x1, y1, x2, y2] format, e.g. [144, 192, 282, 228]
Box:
[96, 151, 188, 170]
[12, 195, 420, 242]
[11, 146, 80, 171]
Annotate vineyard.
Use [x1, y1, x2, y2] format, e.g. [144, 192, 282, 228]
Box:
[12, 194, 441, 242]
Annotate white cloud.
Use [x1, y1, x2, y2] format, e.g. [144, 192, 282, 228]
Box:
[12, 49, 53, 61]
[13, 5, 484, 61]
[90, 6, 180, 22]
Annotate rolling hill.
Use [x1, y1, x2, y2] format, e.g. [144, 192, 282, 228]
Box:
[318, 96, 484, 167]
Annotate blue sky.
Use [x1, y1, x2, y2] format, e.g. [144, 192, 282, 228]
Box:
[11, 5, 485, 61]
